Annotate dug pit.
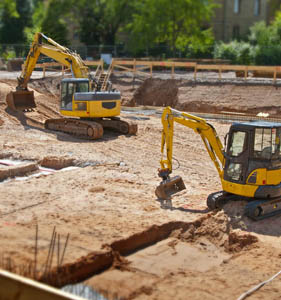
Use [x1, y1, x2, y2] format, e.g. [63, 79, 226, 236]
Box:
[0, 156, 79, 182]
[45, 212, 258, 300]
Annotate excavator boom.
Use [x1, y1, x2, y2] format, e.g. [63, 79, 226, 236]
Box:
[7, 32, 89, 111]
[156, 106, 225, 199]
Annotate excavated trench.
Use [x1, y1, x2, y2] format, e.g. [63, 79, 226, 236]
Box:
[0, 155, 85, 182]
[44, 212, 258, 299]
[0, 154, 123, 183]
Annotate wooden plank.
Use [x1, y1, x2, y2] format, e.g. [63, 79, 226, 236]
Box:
[0, 270, 85, 300]
[113, 64, 135, 72]
[247, 66, 276, 72]
[220, 65, 248, 71]
[245, 66, 248, 80]
[134, 70, 151, 77]
[196, 64, 221, 70]
[136, 65, 150, 71]
[113, 60, 197, 68]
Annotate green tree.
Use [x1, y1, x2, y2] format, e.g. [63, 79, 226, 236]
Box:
[41, 0, 69, 46]
[126, 0, 216, 56]
[24, 0, 46, 44]
[0, 0, 32, 44]
[68, 0, 135, 46]
[214, 9, 281, 66]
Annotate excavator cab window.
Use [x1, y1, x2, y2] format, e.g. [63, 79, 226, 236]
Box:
[225, 130, 248, 183]
[60, 80, 89, 110]
[76, 82, 89, 93]
[229, 131, 247, 157]
[254, 127, 281, 160]
[61, 81, 74, 110]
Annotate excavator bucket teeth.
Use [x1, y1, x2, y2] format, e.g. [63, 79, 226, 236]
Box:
[6, 90, 36, 111]
[155, 176, 186, 199]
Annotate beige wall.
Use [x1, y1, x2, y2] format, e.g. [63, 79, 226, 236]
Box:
[212, 0, 270, 42]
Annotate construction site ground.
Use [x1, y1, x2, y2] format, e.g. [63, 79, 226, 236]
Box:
[0, 70, 281, 299]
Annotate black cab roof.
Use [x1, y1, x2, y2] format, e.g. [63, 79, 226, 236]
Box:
[231, 121, 281, 130]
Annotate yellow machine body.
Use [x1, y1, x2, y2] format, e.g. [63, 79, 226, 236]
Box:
[60, 99, 121, 118]
[156, 106, 281, 214]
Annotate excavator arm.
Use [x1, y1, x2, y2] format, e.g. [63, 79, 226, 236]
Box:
[18, 32, 89, 90]
[156, 106, 225, 199]
[7, 32, 89, 111]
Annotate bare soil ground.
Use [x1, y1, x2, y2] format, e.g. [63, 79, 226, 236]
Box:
[0, 71, 281, 299]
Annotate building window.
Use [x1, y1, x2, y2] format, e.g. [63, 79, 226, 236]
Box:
[254, 0, 261, 16]
[234, 0, 241, 14]
[233, 25, 240, 39]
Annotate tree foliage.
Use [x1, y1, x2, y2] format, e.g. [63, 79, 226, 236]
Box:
[0, 0, 33, 44]
[214, 10, 281, 65]
[126, 0, 216, 55]
[24, 0, 45, 44]
[41, 0, 69, 46]
[67, 0, 135, 46]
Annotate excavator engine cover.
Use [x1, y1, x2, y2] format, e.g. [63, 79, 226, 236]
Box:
[155, 175, 186, 199]
[6, 90, 36, 111]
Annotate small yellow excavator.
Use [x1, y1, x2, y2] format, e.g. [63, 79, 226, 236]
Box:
[156, 106, 281, 220]
[6, 32, 137, 139]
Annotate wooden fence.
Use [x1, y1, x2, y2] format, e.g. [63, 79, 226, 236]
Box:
[30, 59, 281, 82]
[111, 59, 281, 82]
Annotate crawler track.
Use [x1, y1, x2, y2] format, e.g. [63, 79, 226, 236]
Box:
[44, 117, 138, 140]
[95, 117, 138, 135]
[44, 118, 104, 140]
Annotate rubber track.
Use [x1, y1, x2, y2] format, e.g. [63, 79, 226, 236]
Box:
[44, 118, 103, 140]
[95, 117, 138, 135]
[244, 198, 281, 220]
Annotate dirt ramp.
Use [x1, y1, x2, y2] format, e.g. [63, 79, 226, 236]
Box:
[133, 78, 178, 107]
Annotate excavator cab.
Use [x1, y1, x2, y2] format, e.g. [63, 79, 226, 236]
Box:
[223, 121, 281, 199]
[60, 78, 89, 111]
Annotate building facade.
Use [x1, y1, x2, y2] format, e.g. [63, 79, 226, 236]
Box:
[212, 0, 277, 41]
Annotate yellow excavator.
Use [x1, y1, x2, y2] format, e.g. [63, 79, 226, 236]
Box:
[6, 32, 137, 139]
[156, 106, 281, 220]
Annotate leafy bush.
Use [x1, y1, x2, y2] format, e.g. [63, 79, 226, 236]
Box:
[253, 45, 281, 65]
[214, 41, 252, 64]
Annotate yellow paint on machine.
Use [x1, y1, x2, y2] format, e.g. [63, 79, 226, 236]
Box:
[61, 99, 121, 118]
[222, 179, 258, 197]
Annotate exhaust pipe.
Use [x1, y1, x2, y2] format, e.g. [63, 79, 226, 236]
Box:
[155, 175, 186, 199]
[6, 90, 36, 111]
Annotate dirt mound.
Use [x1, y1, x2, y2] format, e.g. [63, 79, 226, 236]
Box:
[0, 82, 13, 104]
[176, 211, 258, 253]
[126, 78, 281, 117]
[40, 156, 75, 170]
[133, 78, 178, 107]
[30, 76, 62, 97]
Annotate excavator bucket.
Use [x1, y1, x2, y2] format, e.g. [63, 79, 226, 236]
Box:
[6, 90, 36, 111]
[155, 175, 186, 199]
